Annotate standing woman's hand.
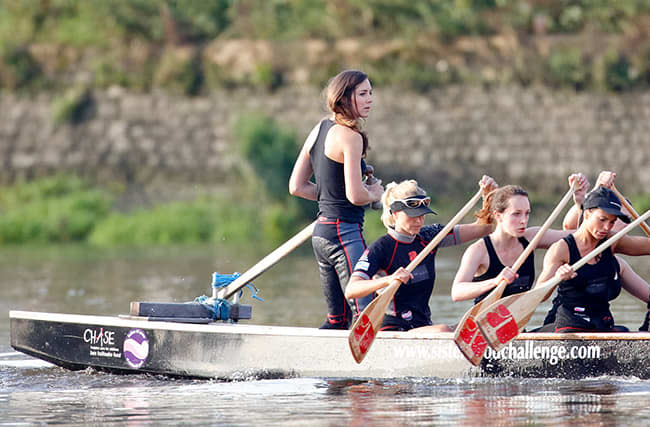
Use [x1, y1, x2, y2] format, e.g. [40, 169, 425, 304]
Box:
[365, 178, 384, 203]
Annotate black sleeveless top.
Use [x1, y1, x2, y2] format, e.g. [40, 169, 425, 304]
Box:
[309, 119, 364, 223]
[556, 234, 621, 314]
[472, 236, 535, 304]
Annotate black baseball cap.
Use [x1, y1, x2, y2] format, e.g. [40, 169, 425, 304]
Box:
[582, 187, 630, 223]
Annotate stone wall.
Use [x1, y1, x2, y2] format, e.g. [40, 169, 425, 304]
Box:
[1, 86, 648, 198]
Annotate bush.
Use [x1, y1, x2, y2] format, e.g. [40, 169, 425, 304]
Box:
[233, 113, 299, 203]
[0, 175, 112, 243]
[546, 46, 588, 89]
[89, 197, 261, 246]
[0, 45, 42, 90]
[52, 86, 94, 124]
[604, 53, 638, 92]
[90, 200, 215, 246]
[153, 48, 203, 96]
[634, 195, 650, 214]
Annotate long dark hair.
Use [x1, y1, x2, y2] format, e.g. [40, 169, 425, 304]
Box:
[325, 70, 370, 157]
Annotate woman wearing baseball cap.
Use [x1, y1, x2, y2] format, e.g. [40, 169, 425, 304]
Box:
[539, 171, 650, 332]
[537, 184, 650, 332]
[344, 175, 497, 332]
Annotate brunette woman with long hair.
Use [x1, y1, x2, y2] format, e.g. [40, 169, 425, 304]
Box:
[290, 70, 384, 329]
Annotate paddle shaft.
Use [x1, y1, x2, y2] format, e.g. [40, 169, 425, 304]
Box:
[478, 209, 650, 350]
[214, 220, 316, 300]
[349, 188, 484, 363]
[611, 185, 650, 237]
[454, 184, 576, 365]
[380, 188, 484, 300]
[481, 183, 577, 308]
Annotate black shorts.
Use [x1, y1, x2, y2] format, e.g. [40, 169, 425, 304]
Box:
[379, 314, 431, 332]
[554, 305, 628, 333]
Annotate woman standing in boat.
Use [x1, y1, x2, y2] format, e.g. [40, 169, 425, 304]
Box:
[450, 173, 589, 304]
[289, 70, 384, 329]
[537, 186, 650, 332]
[344, 176, 497, 332]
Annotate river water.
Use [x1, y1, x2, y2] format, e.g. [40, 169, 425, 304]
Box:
[2, 242, 650, 425]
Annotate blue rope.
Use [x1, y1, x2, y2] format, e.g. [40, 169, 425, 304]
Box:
[193, 295, 230, 321]
[211, 272, 264, 302]
[191, 272, 264, 321]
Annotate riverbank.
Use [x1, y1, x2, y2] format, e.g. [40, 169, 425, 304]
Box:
[2, 86, 649, 200]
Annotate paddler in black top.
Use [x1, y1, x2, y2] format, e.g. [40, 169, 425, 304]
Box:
[450, 174, 589, 304]
[345, 176, 497, 332]
[537, 186, 650, 332]
[289, 70, 384, 329]
[539, 171, 650, 332]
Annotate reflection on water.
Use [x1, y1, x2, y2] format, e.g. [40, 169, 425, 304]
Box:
[4, 368, 650, 426]
[2, 243, 650, 424]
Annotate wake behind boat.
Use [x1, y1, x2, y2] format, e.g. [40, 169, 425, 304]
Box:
[10, 309, 650, 380]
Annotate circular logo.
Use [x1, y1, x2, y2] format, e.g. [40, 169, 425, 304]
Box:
[123, 329, 149, 369]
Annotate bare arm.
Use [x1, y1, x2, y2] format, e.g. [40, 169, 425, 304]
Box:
[561, 172, 589, 230]
[563, 171, 629, 232]
[456, 222, 493, 244]
[524, 226, 572, 249]
[345, 267, 412, 299]
[336, 127, 383, 205]
[536, 240, 575, 286]
[288, 123, 319, 201]
[452, 241, 494, 301]
[454, 175, 498, 243]
[618, 256, 650, 303]
[612, 235, 650, 257]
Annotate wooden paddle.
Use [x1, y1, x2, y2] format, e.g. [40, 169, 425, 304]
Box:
[611, 185, 650, 237]
[211, 220, 316, 301]
[348, 188, 484, 364]
[454, 183, 576, 366]
[475, 209, 650, 351]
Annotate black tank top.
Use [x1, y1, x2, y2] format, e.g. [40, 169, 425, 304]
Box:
[309, 119, 364, 223]
[472, 235, 535, 304]
[557, 234, 621, 314]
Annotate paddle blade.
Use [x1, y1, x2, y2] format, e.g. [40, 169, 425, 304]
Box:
[454, 313, 489, 366]
[476, 287, 547, 350]
[348, 281, 400, 363]
[454, 280, 509, 365]
[348, 313, 376, 364]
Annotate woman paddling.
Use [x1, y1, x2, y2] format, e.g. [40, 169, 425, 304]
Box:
[450, 173, 589, 304]
[539, 171, 650, 331]
[344, 176, 497, 332]
[537, 186, 650, 332]
[289, 70, 384, 329]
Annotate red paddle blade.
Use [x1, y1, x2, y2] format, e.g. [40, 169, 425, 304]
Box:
[349, 314, 376, 363]
[476, 303, 519, 351]
[455, 315, 488, 366]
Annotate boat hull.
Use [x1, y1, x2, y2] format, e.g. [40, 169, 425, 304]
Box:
[10, 310, 650, 380]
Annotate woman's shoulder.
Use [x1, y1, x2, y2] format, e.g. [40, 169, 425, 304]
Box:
[366, 233, 397, 257]
[328, 123, 362, 142]
[420, 223, 445, 240]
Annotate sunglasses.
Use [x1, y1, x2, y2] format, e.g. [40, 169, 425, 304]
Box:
[390, 197, 431, 211]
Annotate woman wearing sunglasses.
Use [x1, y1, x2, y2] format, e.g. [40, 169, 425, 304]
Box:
[450, 173, 588, 305]
[289, 70, 385, 329]
[344, 176, 496, 332]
